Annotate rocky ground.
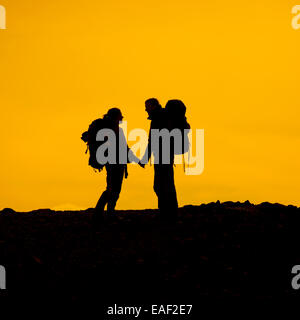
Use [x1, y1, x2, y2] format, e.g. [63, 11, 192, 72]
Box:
[1, 201, 300, 310]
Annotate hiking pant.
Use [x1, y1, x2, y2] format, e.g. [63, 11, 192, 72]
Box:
[154, 164, 178, 219]
[95, 164, 125, 215]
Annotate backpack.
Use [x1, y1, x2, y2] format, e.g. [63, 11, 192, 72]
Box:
[165, 100, 190, 155]
[81, 118, 108, 172]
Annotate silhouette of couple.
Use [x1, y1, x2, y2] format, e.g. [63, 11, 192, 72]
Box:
[93, 98, 182, 224]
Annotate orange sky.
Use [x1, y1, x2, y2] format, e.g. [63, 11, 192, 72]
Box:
[1, 0, 300, 211]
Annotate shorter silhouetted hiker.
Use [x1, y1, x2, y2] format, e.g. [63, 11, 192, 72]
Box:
[141, 98, 190, 222]
[81, 108, 144, 225]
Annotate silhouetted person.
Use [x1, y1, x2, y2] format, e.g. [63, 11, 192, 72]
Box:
[141, 98, 178, 221]
[94, 108, 143, 224]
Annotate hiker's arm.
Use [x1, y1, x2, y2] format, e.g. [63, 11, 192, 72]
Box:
[127, 145, 140, 164]
[140, 129, 152, 165]
[119, 127, 141, 164]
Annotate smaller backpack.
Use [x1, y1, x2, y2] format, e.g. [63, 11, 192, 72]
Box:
[165, 100, 190, 155]
[81, 118, 108, 172]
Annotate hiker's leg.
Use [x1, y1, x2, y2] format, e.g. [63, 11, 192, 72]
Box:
[158, 166, 168, 217]
[94, 166, 111, 217]
[107, 165, 125, 214]
[154, 165, 163, 211]
[160, 164, 178, 220]
[95, 190, 109, 212]
[166, 164, 178, 217]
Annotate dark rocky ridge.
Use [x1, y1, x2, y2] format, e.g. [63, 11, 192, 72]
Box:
[1, 201, 300, 305]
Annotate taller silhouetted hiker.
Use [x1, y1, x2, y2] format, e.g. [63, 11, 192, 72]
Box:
[141, 98, 190, 222]
[81, 108, 143, 225]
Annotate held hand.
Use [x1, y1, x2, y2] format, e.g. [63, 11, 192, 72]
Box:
[138, 162, 145, 168]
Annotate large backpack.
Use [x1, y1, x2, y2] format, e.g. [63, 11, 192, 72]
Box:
[165, 100, 190, 155]
[81, 118, 108, 172]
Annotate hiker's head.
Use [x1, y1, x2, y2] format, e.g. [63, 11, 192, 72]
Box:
[104, 108, 123, 125]
[145, 98, 162, 119]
